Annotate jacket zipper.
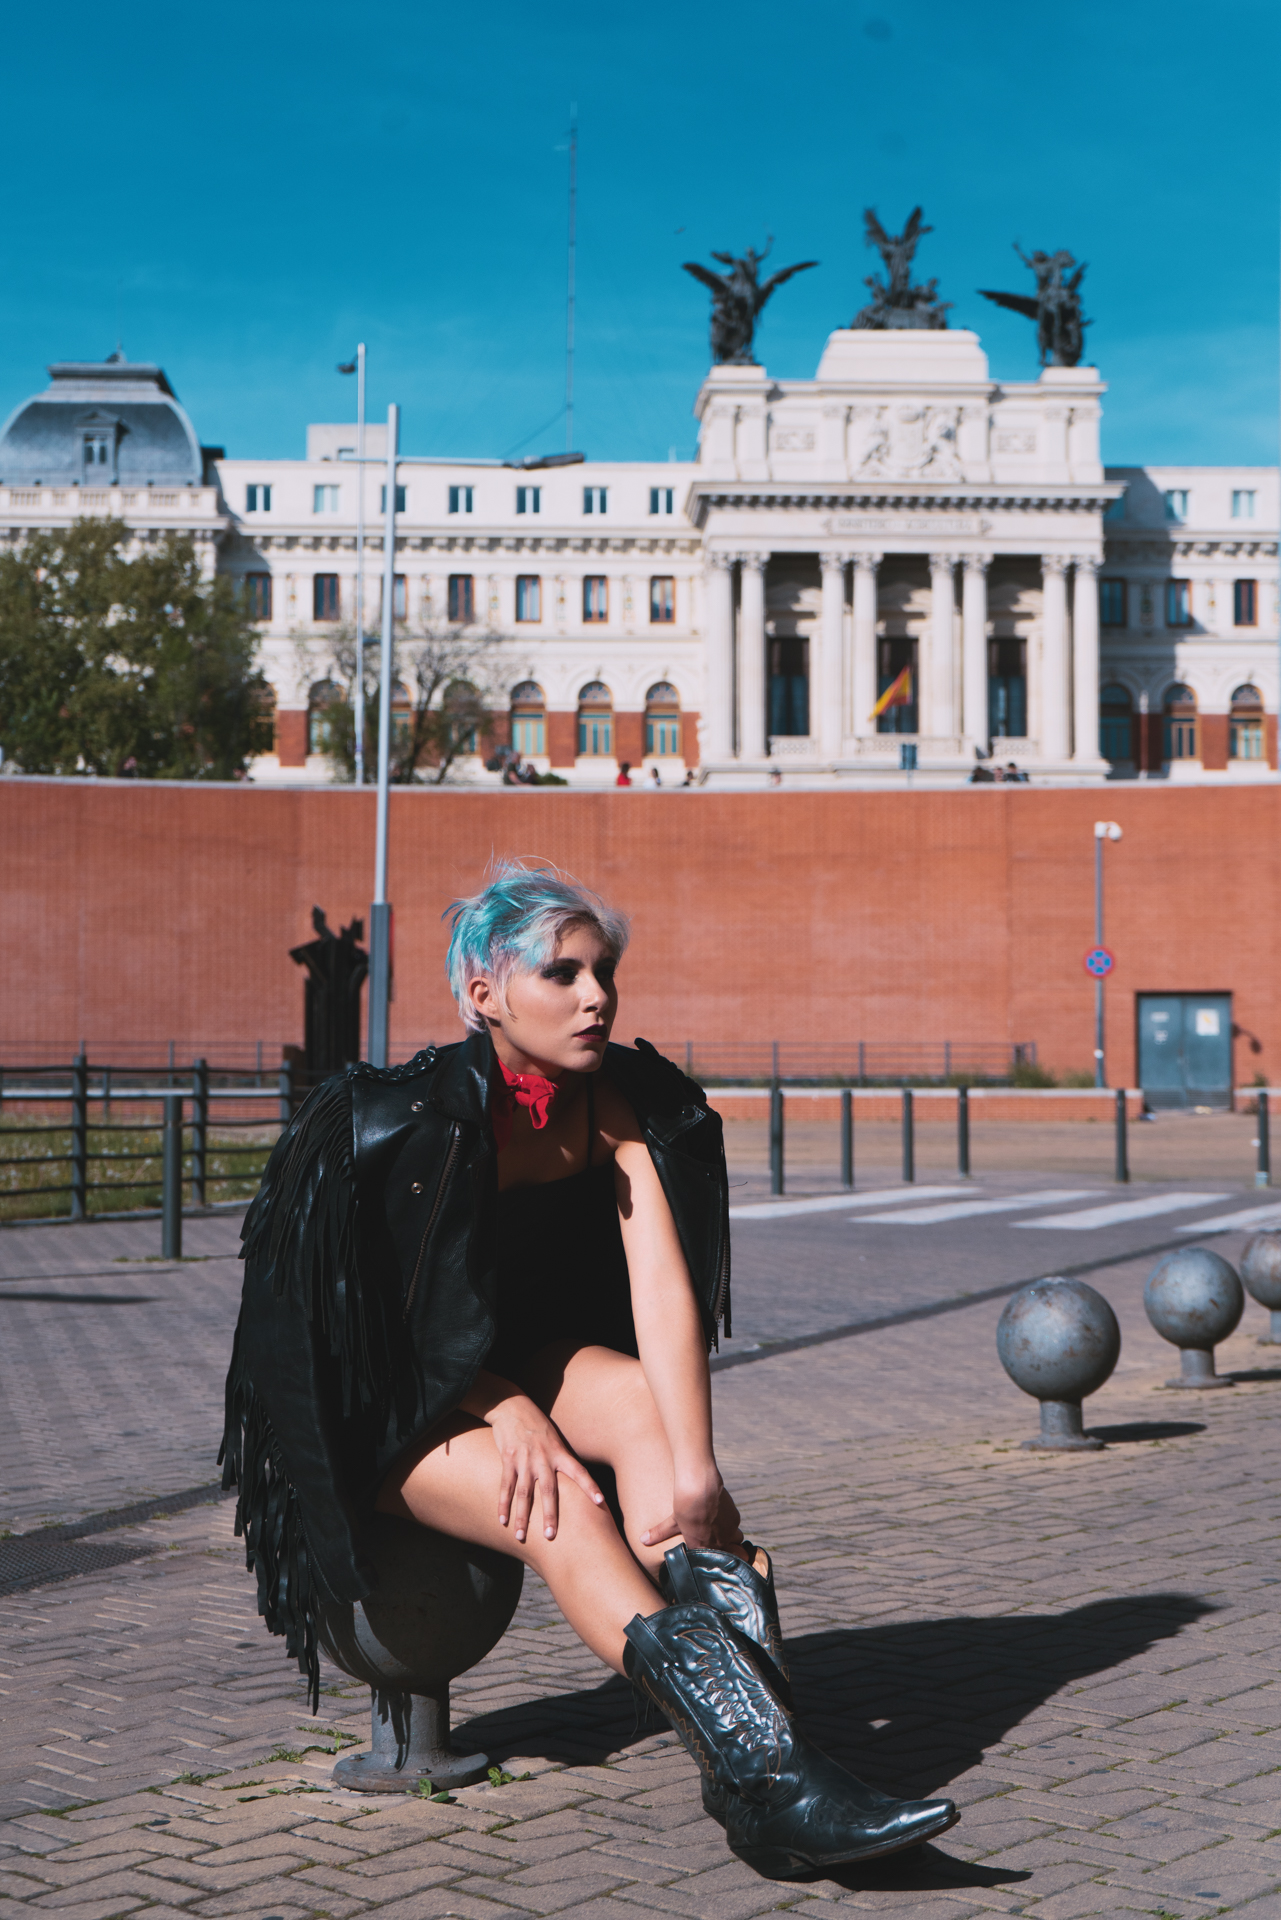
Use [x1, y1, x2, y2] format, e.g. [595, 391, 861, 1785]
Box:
[711, 1235, 730, 1336]
[404, 1123, 462, 1319]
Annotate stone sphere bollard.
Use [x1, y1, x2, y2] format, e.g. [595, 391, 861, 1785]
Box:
[314, 1513, 524, 1792]
[996, 1277, 1122, 1451]
[1241, 1232, 1281, 1346]
[1144, 1247, 1243, 1389]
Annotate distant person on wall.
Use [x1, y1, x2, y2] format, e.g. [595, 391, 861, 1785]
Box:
[646, 766, 662, 789]
[1006, 761, 1028, 784]
[220, 863, 956, 1880]
[615, 761, 633, 787]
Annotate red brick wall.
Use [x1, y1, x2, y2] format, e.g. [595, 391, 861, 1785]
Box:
[1200, 714, 1229, 771]
[4, 781, 1281, 1086]
[547, 711, 577, 768]
[615, 710, 645, 769]
[276, 710, 307, 767]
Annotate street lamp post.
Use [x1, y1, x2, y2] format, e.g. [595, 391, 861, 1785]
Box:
[1093, 820, 1122, 1087]
[367, 402, 399, 1067]
[338, 346, 367, 786]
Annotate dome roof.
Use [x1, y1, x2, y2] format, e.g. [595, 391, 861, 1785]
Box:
[0, 352, 205, 486]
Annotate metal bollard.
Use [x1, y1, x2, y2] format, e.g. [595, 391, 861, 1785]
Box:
[769, 1084, 784, 1196]
[191, 1058, 209, 1206]
[162, 1095, 183, 1260]
[997, 1277, 1121, 1451]
[1145, 1247, 1242, 1388]
[957, 1085, 970, 1177]
[1114, 1087, 1129, 1184]
[70, 1053, 89, 1221]
[102, 1065, 112, 1125]
[278, 1057, 295, 1126]
[901, 1087, 915, 1183]
[1241, 1232, 1281, 1343]
[840, 1088, 853, 1191]
[1256, 1091, 1270, 1189]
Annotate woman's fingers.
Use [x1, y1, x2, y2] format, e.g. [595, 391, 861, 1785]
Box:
[559, 1455, 606, 1509]
[510, 1462, 536, 1543]
[640, 1511, 682, 1548]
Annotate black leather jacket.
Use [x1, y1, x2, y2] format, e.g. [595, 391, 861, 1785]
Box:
[220, 1030, 730, 1703]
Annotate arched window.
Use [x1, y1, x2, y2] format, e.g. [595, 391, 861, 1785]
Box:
[443, 679, 481, 756]
[510, 680, 546, 758]
[577, 681, 613, 757]
[1162, 683, 1197, 762]
[645, 682, 681, 758]
[307, 678, 341, 755]
[1099, 683, 1134, 765]
[1230, 683, 1264, 761]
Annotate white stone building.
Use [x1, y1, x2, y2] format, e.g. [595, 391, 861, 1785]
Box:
[0, 339, 1276, 786]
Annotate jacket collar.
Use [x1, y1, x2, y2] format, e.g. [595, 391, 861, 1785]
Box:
[430, 1028, 496, 1127]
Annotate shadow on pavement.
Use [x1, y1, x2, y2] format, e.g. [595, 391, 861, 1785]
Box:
[454, 1592, 1214, 1803]
[1086, 1420, 1205, 1442]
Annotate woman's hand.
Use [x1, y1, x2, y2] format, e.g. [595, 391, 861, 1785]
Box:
[486, 1394, 605, 1544]
[642, 1465, 744, 1554]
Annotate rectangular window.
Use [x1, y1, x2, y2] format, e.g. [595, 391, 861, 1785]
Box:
[379, 573, 407, 621]
[83, 431, 112, 471]
[515, 576, 541, 622]
[1099, 579, 1127, 628]
[1163, 489, 1189, 523]
[313, 574, 340, 621]
[650, 576, 675, 623]
[245, 483, 272, 512]
[1232, 717, 1264, 760]
[313, 485, 340, 513]
[650, 487, 674, 515]
[1234, 579, 1258, 626]
[516, 486, 541, 514]
[583, 576, 608, 622]
[448, 574, 474, 623]
[448, 485, 473, 515]
[1166, 579, 1192, 628]
[244, 573, 272, 621]
[583, 486, 608, 514]
[1232, 490, 1256, 519]
[379, 484, 407, 513]
[578, 714, 613, 755]
[512, 715, 545, 756]
[646, 717, 681, 756]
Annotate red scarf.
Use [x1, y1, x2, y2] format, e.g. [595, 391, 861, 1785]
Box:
[492, 1055, 561, 1151]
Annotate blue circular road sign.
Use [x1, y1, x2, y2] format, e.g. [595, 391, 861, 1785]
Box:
[1084, 946, 1115, 978]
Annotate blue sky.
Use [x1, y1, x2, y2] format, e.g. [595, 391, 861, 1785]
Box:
[2, 0, 1277, 469]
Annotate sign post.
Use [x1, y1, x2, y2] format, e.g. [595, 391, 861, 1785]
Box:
[1090, 820, 1122, 1087]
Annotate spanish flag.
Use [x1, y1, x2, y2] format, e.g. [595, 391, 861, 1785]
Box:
[870, 664, 913, 721]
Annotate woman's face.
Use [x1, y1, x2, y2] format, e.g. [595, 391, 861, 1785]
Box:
[468, 921, 618, 1077]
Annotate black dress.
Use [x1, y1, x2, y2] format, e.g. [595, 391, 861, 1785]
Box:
[485, 1075, 638, 1383]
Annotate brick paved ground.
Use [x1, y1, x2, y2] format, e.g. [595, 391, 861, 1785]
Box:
[5, 1206, 1281, 1917]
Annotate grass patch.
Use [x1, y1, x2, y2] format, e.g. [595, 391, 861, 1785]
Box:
[0, 1120, 276, 1223]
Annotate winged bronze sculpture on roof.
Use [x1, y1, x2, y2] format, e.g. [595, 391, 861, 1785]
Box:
[979, 245, 1090, 367]
[851, 207, 951, 330]
[682, 240, 819, 365]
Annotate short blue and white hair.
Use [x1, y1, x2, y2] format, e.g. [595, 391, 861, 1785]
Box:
[445, 862, 630, 1033]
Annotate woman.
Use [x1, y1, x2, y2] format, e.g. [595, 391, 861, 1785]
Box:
[221, 865, 956, 1879]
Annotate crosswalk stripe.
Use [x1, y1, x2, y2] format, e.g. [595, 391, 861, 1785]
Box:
[853, 1189, 1098, 1225]
[1177, 1202, 1281, 1234]
[1014, 1192, 1224, 1230]
[729, 1185, 964, 1222]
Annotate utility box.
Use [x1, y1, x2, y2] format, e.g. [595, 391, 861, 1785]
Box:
[1137, 993, 1233, 1110]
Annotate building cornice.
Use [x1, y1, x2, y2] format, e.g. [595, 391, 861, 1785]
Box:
[685, 482, 1123, 528]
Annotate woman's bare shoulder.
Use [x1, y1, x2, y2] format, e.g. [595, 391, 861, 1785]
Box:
[593, 1072, 643, 1148]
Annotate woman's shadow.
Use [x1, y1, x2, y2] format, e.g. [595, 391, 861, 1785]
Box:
[454, 1591, 1212, 1892]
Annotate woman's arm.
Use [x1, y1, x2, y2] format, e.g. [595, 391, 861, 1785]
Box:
[603, 1085, 740, 1552]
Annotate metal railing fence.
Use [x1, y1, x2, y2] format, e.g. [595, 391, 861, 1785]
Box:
[658, 1040, 1038, 1085]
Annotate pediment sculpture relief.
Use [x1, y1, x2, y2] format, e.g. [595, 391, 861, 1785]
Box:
[849, 404, 963, 481]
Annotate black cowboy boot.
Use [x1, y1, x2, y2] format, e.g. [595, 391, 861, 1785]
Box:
[660, 1541, 789, 1687]
[624, 1603, 957, 1880]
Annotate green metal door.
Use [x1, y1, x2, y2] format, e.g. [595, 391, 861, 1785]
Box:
[1137, 994, 1232, 1110]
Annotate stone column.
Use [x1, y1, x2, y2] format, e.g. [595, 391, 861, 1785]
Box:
[1041, 555, 1070, 761]
[927, 555, 957, 739]
[852, 552, 881, 738]
[1072, 556, 1101, 763]
[739, 553, 768, 761]
[818, 552, 847, 758]
[961, 555, 990, 746]
[703, 553, 736, 760]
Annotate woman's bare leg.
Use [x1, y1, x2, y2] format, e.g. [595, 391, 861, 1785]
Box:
[376, 1411, 660, 1672]
[520, 1343, 742, 1579]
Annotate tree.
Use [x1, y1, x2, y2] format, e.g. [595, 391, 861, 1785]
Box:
[309, 625, 504, 784]
[0, 519, 274, 778]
